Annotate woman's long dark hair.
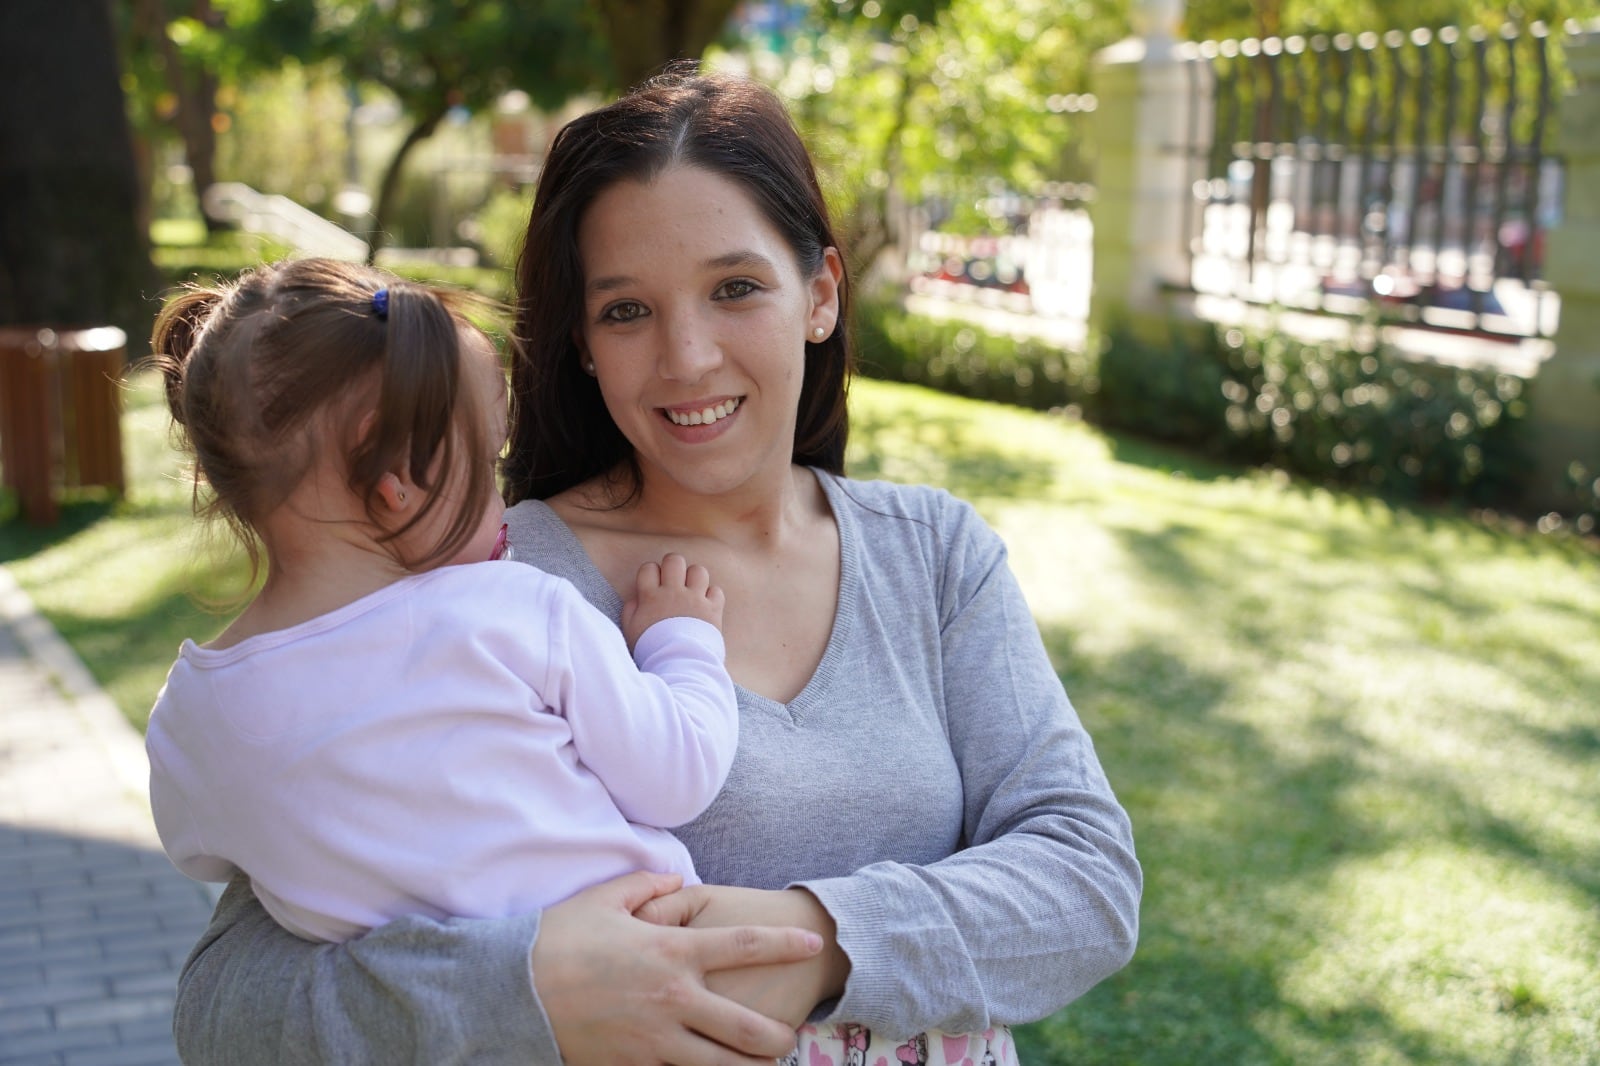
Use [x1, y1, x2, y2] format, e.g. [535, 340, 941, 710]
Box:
[504, 64, 853, 505]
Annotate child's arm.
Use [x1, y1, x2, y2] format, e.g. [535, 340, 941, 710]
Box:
[546, 554, 737, 828]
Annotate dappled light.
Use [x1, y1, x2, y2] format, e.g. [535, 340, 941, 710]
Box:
[853, 377, 1599, 1063]
[4, 371, 1596, 1063]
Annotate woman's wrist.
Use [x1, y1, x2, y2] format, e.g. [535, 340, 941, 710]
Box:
[784, 888, 850, 1003]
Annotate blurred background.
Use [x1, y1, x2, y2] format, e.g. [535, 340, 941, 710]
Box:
[1, 1, 1598, 1064]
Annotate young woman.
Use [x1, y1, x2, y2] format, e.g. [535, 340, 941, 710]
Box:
[171, 68, 1141, 1066]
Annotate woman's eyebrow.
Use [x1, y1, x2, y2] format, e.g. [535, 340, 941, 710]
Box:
[704, 250, 775, 272]
[587, 250, 776, 297]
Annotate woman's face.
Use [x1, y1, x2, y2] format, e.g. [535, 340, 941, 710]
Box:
[575, 165, 840, 501]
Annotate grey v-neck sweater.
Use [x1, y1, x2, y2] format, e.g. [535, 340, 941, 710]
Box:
[172, 472, 1140, 1063]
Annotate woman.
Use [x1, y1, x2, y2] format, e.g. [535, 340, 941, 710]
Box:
[172, 67, 1141, 1066]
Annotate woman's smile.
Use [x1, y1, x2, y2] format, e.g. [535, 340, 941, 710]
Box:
[663, 396, 742, 428]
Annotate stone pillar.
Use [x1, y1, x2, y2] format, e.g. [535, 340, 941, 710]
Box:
[1088, 0, 1211, 341]
[1528, 28, 1600, 514]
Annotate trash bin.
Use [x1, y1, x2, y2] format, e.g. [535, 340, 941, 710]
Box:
[0, 325, 127, 525]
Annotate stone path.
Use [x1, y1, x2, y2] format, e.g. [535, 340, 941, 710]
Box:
[0, 568, 215, 1065]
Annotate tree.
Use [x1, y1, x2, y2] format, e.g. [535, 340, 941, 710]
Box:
[118, 0, 318, 233]
[594, 0, 743, 88]
[0, 0, 157, 342]
[307, 0, 611, 262]
[768, 0, 1131, 279]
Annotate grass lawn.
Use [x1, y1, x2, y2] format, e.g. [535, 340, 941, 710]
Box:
[4, 370, 1598, 1065]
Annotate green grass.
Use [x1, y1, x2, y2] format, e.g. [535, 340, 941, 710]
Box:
[4, 371, 1598, 1064]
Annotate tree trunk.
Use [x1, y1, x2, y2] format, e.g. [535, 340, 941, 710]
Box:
[157, 0, 225, 234]
[594, 0, 741, 88]
[366, 105, 449, 265]
[0, 0, 158, 348]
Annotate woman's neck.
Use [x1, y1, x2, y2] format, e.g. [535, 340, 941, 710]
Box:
[623, 463, 821, 550]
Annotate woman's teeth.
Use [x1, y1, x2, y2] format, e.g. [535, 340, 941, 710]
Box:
[666, 398, 741, 426]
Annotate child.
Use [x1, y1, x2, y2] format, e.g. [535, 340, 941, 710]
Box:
[144, 257, 739, 943]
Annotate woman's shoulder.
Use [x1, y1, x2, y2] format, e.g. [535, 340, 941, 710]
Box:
[820, 471, 988, 536]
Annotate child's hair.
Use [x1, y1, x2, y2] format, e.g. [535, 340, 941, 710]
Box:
[150, 257, 504, 575]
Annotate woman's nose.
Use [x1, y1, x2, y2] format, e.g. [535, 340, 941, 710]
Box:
[658, 312, 721, 382]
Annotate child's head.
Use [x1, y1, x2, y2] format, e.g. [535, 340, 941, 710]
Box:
[151, 257, 508, 573]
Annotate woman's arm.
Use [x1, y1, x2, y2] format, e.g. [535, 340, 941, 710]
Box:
[176, 872, 821, 1065]
[660, 496, 1142, 1040]
[802, 502, 1142, 1036]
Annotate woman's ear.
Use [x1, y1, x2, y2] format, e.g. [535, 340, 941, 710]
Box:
[573, 333, 597, 377]
[807, 247, 844, 340]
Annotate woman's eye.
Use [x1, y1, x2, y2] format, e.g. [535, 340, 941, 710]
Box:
[600, 301, 646, 323]
[716, 279, 757, 300]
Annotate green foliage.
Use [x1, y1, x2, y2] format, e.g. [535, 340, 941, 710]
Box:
[855, 299, 1543, 513]
[1184, 0, 1595, 42]
[309, 0, 609, 117]
[855, 299, 1098, 410]
[1101, 320, 1533, 506]
[747, 0, 1130, 272]
[469, 185, 537, 269]
[211, 61, 350, 214]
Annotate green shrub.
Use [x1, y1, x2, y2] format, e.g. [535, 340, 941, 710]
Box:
[854, 298, 1537, 513]
[854, 298, 1097, 411]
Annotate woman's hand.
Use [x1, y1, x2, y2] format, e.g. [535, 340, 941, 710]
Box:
[636, 885, 852, 1031]
[533, 871, 823, 1066]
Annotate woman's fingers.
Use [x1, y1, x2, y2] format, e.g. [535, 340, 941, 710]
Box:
[533, 874, 819, 1066]
[634, 883, 709, 925]
[580, 868, 684, 914]
[689, 921, 823, 973]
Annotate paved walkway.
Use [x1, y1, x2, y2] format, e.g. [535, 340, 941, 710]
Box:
[0, 568, 215, 1065]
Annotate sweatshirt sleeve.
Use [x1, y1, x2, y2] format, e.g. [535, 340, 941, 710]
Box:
[174, 875, 558, 1066]
[796, 498, 1142, 1038]
[546, 584, 739, 828]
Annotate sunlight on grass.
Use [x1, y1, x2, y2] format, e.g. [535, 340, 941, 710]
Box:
[5, 371, 1598, 1064]
[847, 379, 1600, 1065]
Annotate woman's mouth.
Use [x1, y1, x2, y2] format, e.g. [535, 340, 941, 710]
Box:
[664, 397, 741, 427]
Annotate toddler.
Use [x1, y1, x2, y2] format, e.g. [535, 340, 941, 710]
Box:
[145, 257, 738, 942]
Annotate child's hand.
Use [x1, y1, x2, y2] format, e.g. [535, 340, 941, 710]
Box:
[622, 552, 725, 650]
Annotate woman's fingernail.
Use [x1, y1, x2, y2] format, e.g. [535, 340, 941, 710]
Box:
[804, 932, 823, 952]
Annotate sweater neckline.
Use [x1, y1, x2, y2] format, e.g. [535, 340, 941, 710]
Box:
[531, 468, 857, 719]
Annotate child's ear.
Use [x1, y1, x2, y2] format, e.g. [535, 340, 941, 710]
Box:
[375, 472, 409, 512]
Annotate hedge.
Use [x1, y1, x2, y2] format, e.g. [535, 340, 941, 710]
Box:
[852, 297, 1573, 523]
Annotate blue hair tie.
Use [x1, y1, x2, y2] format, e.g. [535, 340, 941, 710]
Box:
[371, 289, 390, 320]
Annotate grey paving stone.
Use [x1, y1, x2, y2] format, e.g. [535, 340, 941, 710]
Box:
[0, 1023, 118, 1057]
[1, 570, 207, 1065]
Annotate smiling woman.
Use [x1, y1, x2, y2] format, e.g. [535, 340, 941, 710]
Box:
[169, 65, 1142, 1066]
[572, 165, 841, 507]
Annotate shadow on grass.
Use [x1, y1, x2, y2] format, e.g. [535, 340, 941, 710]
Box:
[849, 408, 1065, 505]
[1030, 619, 1593, 1064]
[0, 495, 120, 563]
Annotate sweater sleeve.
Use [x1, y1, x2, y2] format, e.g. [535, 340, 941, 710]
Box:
[546, 585, 739, 829]
[796, 499, 1142, 1038]
[174, 875, 559, 1066]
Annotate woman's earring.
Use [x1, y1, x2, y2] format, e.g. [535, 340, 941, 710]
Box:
[397, 490, 407, 504]
[812, 326, 826, 340]
[581, 356, 596, 376]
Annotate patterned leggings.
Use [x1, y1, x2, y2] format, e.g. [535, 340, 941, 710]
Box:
[783, 1024, 1017, 1066]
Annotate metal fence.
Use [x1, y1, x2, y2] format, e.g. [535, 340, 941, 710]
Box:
[898, 179, 1097, 324]
[1186, 21, 1580, 340]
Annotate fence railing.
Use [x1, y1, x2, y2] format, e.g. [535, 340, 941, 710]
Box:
[897, 179, 1097, 322]
[1185, 21, 1581, 341]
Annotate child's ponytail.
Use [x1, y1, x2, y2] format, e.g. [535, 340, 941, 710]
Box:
[149, 287, 224, 428]
[147, 257, 505, 576]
